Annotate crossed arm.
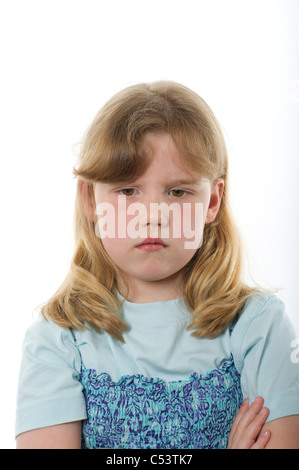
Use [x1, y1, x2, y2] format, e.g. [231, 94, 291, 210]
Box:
[228, 397, 299, 449]
[16, 398, 299, 449]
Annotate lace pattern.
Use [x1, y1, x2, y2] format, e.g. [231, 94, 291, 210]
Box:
[80, 356, 243, 449]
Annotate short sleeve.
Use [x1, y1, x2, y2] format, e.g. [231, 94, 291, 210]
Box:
[15, 317, 87, 437]
[231, 293, 299, 422]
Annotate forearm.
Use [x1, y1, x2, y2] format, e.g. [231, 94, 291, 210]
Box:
[16, 421, 82, 449]
[263, 415, 299, 449]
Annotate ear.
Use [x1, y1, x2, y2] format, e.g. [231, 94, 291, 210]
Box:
[78, 179, 97, 222]
[205, 178, 224, 224]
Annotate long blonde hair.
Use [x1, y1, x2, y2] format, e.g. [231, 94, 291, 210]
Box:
[41, 81, 261, 340]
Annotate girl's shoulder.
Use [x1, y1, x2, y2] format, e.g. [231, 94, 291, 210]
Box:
[230, 292, 299, 422]
[231, 291, 297, 370]
[234, 291, 293, 334]
[16, 314, 88, 437]
[24, 313, 76, 345]
[22, 314, 82, 372]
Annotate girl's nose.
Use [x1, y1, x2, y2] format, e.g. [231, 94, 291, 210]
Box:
[138, 201, 169, 230]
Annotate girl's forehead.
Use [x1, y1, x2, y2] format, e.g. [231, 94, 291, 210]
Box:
[95, 131, 208, 188]
[129, 164, 202, 185]
[137, 132, 204, 182]
[87, 129, 217, 185]
[100, 172, 207, 189]
[139, 131, 180, 157]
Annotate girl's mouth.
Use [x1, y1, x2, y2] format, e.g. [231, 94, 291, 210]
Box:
[136, 238, 168, 251]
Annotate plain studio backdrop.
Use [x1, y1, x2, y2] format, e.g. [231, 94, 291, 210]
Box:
[0, 0, 298, 449]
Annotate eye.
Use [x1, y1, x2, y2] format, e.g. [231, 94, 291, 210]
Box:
[119, 188, 136, 196]
[169, 189, 187, 198]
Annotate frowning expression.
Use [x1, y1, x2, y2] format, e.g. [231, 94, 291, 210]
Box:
[93, 132, 223, 287]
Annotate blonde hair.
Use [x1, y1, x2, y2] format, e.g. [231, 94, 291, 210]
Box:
[41, 81, 262, 340]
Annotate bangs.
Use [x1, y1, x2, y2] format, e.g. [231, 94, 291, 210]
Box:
[73, 124, 151, 184]
[77, 145, 150, 184]
[73, 81, 227, 184]
[170, 127, 225, 182]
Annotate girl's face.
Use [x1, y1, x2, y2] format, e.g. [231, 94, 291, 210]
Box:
[93, 132, 224, 301]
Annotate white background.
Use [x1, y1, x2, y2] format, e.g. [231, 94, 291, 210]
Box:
[0, 0, 298, 448]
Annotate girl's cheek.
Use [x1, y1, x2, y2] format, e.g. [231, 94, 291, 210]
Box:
[180, 202, 205, 250]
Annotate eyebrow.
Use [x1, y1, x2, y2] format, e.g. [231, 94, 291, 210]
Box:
[165, 179, 201, 186]
[107, 177, 201, 187]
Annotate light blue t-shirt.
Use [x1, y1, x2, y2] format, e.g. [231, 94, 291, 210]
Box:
[15, 292, 299, 437]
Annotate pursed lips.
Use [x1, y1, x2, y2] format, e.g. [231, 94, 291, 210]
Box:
[136, 238, 168, 251]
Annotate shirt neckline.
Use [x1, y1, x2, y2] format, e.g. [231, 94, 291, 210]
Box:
[116, 291, 192, 326]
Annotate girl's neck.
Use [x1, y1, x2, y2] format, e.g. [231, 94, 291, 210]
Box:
[117, 274, 183, 303]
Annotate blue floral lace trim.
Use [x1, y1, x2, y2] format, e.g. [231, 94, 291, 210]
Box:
[79, 356, 243, 449]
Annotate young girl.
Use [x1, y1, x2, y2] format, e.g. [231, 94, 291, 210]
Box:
[15, 81, 299, 449]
